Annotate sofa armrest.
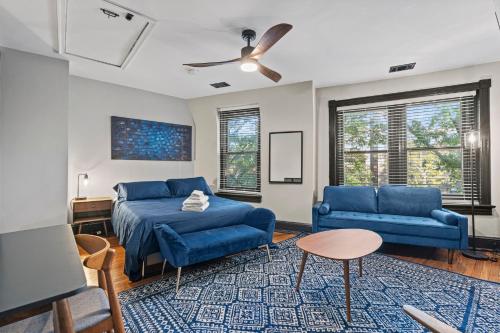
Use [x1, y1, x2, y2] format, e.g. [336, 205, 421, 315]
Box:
[153, 224, 189, 267]
[312, 201, 322, 233]
[442, 208, 469, 249]
[431, 209, 457, 225]
[242, 208, 276, 244]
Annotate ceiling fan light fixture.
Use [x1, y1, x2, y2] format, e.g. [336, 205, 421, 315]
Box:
[240, 58, 258, 72]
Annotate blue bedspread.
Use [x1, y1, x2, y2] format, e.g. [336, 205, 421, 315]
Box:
[112, 195, 254, 281]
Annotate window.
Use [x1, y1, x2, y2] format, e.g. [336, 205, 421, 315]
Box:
[335, 96, 475, 200]
[218, 107, 261, 193]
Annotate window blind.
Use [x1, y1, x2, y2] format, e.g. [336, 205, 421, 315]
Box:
[218, 107, 261, 193]
[335, 95, 477, 201]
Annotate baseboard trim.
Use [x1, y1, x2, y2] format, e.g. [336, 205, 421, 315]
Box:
[470, 236, 499, 251]
[275, 221, 499, 251]
[275, 220, 311, 233]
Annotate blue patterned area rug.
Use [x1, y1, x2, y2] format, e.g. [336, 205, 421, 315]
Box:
[119, 234, 499, 332]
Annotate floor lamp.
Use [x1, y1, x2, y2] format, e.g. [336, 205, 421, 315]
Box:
[461, 130, 489, 260]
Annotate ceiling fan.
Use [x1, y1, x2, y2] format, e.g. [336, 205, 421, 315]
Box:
[183, 23, 293, 82]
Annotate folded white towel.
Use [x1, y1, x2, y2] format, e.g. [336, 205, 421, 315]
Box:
[183, 195, 208, 205]
[182, 201, 209, 212]
[191, 190, 205, 198]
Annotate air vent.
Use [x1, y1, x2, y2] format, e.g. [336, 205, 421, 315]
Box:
[210, 82, 231, 88]
[389, 62, 416, 73]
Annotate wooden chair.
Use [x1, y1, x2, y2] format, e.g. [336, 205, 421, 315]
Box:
[0, 234, 125, 333]
[403, 305, 461, 333]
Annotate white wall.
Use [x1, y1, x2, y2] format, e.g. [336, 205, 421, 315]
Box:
[68, 76, 194, 202]
[317, 62, 500, 238]
[189, 81, 316, 223]
[0, 47, 69, 233]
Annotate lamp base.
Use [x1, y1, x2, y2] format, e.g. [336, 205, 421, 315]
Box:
[462, 249, 489, 261]
[75, 196, 87, 201]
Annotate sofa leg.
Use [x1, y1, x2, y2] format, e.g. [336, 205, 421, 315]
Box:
[265, 244, 272, 262]
[448, 249, 454, 264]
[161, 259, 166, 275]
[176, 267, 182, 293]
[141, 257, 147, 279]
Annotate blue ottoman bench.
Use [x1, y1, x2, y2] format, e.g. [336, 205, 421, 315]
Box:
[154, 223, 272, 292]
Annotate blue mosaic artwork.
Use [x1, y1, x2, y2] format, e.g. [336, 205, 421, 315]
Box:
[111, 116, 192, 161]
[119, 234, 500, 332]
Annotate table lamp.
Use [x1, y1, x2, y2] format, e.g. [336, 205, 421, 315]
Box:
[76, 173, 89, 200]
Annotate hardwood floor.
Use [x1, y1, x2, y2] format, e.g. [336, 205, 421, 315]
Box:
[2, 231, 497, 328]
[80, 232, 298, 293]
[81, 232, 499, 294]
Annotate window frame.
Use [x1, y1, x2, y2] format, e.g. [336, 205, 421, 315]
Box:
[329, 79, 493, 215]
[217, 106, 261, 195]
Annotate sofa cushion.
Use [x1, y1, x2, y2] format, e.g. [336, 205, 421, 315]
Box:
[318, 203, 330, 215]
[183, 225, 268, 265]
[318, 211, 459, 240]
[323, 186, 377, 213]
[167, 177, 213, 197]
[378, 186, 442, 217]
[114, 181, 171, 201]
[431, 209, 458, 226]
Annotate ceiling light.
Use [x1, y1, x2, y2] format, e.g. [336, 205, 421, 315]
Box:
[240, 58, 258, 72]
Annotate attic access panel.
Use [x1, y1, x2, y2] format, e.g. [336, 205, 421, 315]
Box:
[64, 0, 154, 68]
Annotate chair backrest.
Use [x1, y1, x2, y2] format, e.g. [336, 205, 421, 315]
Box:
[75, 234, 125, 333]
[403, 305, 460, 333]
[76, 234, 110, 270]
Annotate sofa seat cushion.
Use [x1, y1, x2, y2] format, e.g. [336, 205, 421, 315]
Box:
[183, 225, 268, 265]
[318, 211, 460, 240]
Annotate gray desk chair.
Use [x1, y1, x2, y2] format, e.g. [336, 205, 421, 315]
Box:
[0, 234, 125, 333]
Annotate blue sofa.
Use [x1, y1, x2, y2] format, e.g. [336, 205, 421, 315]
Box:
[313, 185, 468, 263]
[154, 210, 273, 292]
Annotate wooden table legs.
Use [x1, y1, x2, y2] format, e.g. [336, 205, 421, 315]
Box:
[52, 299, 75, 333]
[343, 260, 352, 322]
[296, 254, 365, 322]
[344, 258, 363, 322]
[358, 257, 362, 277]
[295, 251, 309, 290]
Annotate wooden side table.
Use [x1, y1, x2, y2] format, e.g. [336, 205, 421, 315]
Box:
[71, 197, 113, 236]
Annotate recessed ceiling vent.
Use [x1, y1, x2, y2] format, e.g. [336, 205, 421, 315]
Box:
[389, 62, 416, 73]
[58, 0, 155, 69]
[210, 82, 231, 88]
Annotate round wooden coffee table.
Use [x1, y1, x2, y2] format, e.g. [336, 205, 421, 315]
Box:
[295, 229, 382, 322]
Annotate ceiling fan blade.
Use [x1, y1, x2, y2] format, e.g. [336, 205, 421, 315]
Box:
[183, 58, 240, 67]
[258, 63, 282, 82]
[250, 23, 292, 59]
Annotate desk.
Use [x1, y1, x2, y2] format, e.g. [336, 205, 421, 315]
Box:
[0, 225, 87, 332]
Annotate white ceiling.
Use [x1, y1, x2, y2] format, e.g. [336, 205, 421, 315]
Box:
[1, 0, 500, 99]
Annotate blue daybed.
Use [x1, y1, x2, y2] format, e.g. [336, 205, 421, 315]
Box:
[112, 177, 275, 281]
[313, 185, 468, 263]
